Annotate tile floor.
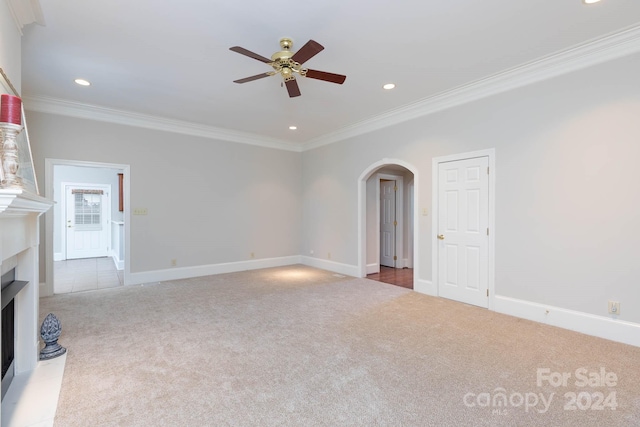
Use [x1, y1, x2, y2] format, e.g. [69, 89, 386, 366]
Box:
[54, 257, 123, 293]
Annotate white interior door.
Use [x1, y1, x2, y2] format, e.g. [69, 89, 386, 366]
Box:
[437, 157, 489, 308]
[65, 185, 110, 259]
[380, 179, 396, 267]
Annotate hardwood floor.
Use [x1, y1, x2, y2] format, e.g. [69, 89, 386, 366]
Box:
[367, 266, 413, 289]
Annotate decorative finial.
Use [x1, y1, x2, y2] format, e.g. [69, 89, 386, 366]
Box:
[39, 313, 66, 360]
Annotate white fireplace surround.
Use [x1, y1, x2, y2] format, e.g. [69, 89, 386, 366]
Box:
[0, 189, 52, 409]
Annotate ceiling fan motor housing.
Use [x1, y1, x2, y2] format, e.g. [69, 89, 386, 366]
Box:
[271, 39, 304, 80]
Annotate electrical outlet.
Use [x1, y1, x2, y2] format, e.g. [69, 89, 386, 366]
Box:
[608, 301, 620, 315]
[310, 249, 314, 255]
[327, 252, 331, 259]
[250, 252, 255, 259]
[171, 259, 177, 267]
[133, 208, 148, 215]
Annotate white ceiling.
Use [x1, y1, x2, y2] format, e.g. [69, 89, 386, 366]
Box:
[20, 0, 640, 147]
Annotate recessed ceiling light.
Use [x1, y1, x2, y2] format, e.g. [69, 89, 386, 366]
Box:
[74, 78, 91, 86]
[289, 126, 297, 130]
[383, 83, 396, 90]
[583, 0, 600, 4]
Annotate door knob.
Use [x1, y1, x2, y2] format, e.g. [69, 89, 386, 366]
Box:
[437, 234, 445, 240]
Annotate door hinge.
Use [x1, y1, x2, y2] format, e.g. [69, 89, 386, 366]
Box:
[393, 220, 397, 226]
[394, 186, 398, 192]
[487, 228, 489, 236]
[487, 166, 490, 175]
[393, 256, 397, 261]
[486, 289, 489, 297]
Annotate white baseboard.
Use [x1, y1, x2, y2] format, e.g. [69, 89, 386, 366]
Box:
[366, 263, 379, 274]
[300, 256, 359, 277]
[110, 252, 124, 270]
[494, 295, 640, 348]
[53, 252, 64, 262]
[414, 279, 435, 296]
[126, 255, 302, 285]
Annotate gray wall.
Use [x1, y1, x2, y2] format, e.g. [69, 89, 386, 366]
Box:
[10, 2, 640, 327]
[0, 0, 21, 92]
[302, 52, 640, 324]
[26, 113, 302, 274]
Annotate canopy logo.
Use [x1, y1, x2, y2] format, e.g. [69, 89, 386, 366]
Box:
[463, 367, 618, 415]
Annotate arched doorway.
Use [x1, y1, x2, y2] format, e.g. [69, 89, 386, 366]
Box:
[357, 159, 418, 289]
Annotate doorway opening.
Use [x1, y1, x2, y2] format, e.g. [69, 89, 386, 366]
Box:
[358, 159, 417, 289]
[44, 159, 130, 296]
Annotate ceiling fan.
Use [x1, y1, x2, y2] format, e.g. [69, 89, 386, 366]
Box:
[230, 38, 347, 98]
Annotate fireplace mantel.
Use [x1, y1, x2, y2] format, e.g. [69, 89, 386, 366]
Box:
[0, 189, 52, 216]
[0, 187, 52, 413]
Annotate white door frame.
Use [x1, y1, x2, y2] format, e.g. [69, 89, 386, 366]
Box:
[61, 182, 111, 260]
[432, 148, 496, 309]
[44, 159, 131, 297]
[407, 180, 414, 269]
[358, 158, 419, 284]
[377, 173, 404, 270]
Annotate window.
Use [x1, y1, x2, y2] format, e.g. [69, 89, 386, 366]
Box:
[72, 189, 103, 230]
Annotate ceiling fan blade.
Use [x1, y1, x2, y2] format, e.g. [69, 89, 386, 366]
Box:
[229, 46, 273, 64]
[304, 69, 347, 84]
[285, 79, 301, 98]
[290, 40, 324, 65]
[233, 73, 273, 84]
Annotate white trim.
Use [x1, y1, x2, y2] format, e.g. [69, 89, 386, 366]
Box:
[24, 96, 301, 153]
[0, 189, 52, 215]
[358, 159, 419, 284]
[407, 180, 414, 269]
[414, 279, 435, 296]
[432, 149, 496, 308]
[44, 159, 130, 295]
[6, 0, 45, 33]
[366, 263, 379, 275]
[128, 255, 302, 285]
[377, 173, 404, 269]
[110, 251, 124, 270]
[53, 252, 64, 262]
[494, 296, 640, 348]
[299, 256, 359, 277]
[302, 24, 640, 151]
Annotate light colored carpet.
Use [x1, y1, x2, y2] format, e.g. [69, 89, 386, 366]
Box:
[40, 265, 640, 426]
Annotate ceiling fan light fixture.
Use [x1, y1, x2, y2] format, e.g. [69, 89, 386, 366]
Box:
[281, 67, 293, 78]
[74, 78, 91, 86]
[289, 126, 297, 130]
[583, 0, 601, 4]
[383, 83, 396, 90]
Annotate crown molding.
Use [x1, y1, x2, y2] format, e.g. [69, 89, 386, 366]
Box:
[22, 24, 640, 154]
[6, 0, 45, 34]
[23, 96, 302, 152]
[302, 23, 640, 151]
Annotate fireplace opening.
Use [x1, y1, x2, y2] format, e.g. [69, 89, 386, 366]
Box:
[1, 300, 14, 380]
[1, 268, 28, 400]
